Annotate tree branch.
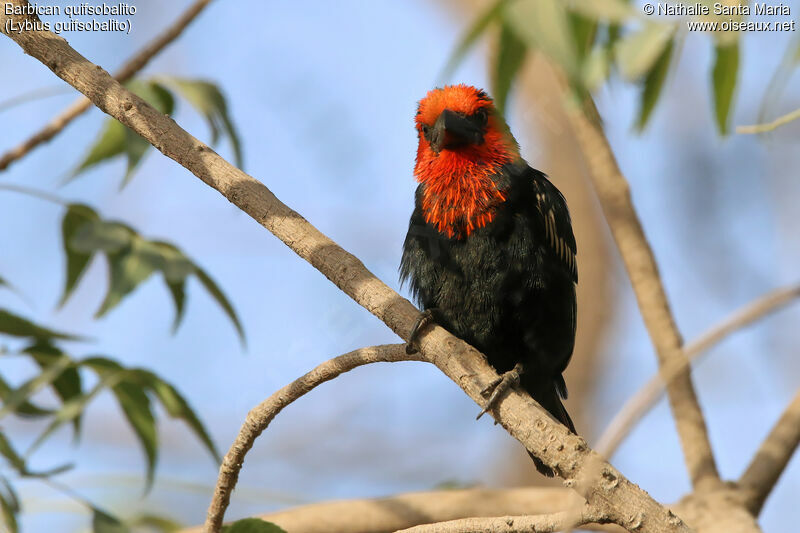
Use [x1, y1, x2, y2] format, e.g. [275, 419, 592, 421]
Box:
[546, 60, 720, 491]
[0, 11, 691, 533]
[182, 487, 608, 533]
[0, 0, 213, 172]
[737, 106, 800, 134]
[739, 388, 800, 515]
[205, 344, 420, 532]
[596, 283, 800, 458]
[395, 507, 609, 533]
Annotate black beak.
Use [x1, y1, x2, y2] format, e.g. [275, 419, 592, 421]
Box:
[430, 109, 485, 153]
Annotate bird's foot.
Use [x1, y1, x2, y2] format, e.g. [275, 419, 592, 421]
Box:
[476, 363, 524, 420]
[405, 308, 439, 355]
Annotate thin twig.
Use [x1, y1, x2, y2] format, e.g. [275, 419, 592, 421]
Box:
[205, 344, 417, 533]
[548, 59, 721, 491]
[0, 85, 71, 112]
[737, 106, 800, 134]
[0, 16, 692, 533]
[739, 389, 800, 515]
[596, 283, 800, 458]
[0, 0, 213, 172]
[0, 183, 68, 206]
[395, 507, 607, 533]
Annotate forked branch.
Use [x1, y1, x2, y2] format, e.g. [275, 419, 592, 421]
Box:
[596, 283, 800, 458]
[548, 60, 720, 491]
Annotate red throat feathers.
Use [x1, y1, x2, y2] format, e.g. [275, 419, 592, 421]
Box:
[414, 84, 520, 238]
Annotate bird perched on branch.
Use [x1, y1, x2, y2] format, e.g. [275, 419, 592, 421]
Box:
[400, 84, 578, 476]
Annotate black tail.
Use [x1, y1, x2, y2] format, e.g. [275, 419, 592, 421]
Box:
[526, 376, 575, 477]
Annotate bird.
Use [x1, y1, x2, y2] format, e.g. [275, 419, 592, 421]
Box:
[400, 84, 578, 476]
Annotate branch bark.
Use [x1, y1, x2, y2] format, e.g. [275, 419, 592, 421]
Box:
[206, 345, 420, 532]
[739, 389, 800, 515]
[183, 487, 608, 533]
[0, 8, 690, 533]
[596, 283, 800, 458]
[0, 0, 212, 172]
[395, 507, 607, 533]
[545, 61, 721, 491]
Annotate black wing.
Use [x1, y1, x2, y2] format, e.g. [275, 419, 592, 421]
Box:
[530, 170, 578, 284]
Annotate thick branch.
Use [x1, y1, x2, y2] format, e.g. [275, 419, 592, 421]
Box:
[596, 283, 800, 458]
[205, 344, 419, 532]
[0, 13, 691, 533]
[548, 62, 720, 491]
[739, 389, 800, 515]
[0, 0, 212, 172]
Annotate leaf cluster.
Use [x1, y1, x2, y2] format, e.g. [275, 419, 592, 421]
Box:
[445, 0, 778, 134]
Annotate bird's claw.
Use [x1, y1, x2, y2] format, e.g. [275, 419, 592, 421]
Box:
[476, 363, 524, 420]
[406, 308, 438, 355]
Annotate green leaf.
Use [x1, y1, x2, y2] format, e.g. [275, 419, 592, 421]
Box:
[222, 518, 287, 533]
[70, 220, 133, 255]
[615, 23, 675, 80]
[0, 375, 53, 418]
[95, 237, 158, 318]
[506, 0, 578, 78]
[71, 79, 177, 185]
[636, 38, 674, 130]
[492, 23, 527, 116]
[0, 476, 19, 533]
[93, 509, 131, 533]
[442, 0, 507, 78]
[568, 12, 597, 60]
[137, 241, 195, 282]
[126, 80, 175, 117]
[0, 353, 73, 420]
[0, 309, 81, 342]
[568, 0, 633, 22]
[0, 430, 71, 478]
[163, 78, 243, 168]
[136, 370, 220, 463]
[712, 41, 739, 135]
[0, 432, 26, 473]
[121, 128, 151, 188]
[128, 513, 181, 532]
[60, 203, 101, 307]
[72, 120, 127, 177]
[194, 266, 245, 346]
[111, 381, 157, 491]
[147, 241, 193, 331]
[26, 344, 84, 436]
[59, 204, 241, 340]
[166, 279, 186, 333]
[582, 46, 610, 90]
[28, 369, 126, 455]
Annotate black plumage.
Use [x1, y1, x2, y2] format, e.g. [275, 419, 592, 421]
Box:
[400, 158, 578, 476]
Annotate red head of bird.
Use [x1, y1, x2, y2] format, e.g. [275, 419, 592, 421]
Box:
[414, 84, 520, 239]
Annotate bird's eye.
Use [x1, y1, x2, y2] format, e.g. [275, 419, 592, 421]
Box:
[474, 108, 488, 125]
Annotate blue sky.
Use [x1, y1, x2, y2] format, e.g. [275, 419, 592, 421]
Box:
[1, 1, 799, 531]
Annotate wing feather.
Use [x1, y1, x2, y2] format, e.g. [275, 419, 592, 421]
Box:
[532, 174, 578, 283]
